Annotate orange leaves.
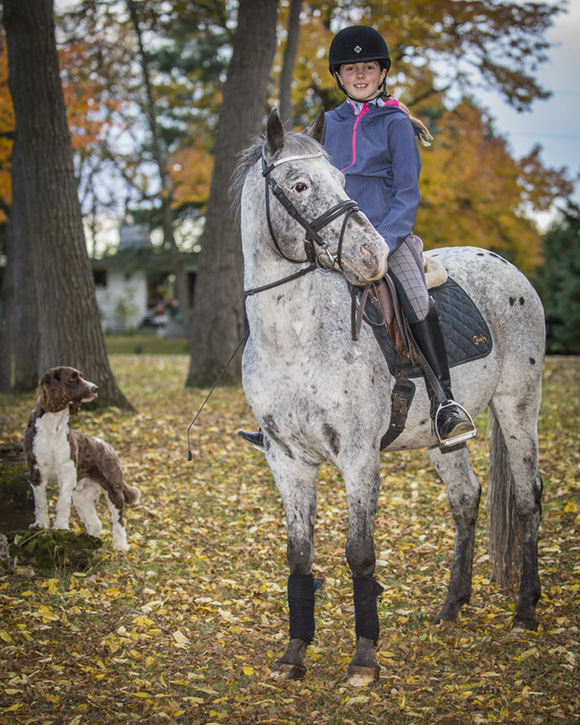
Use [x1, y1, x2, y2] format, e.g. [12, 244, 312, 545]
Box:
[417, 98, 564, 273]
[170, 143, 214, 210]
[0, 28, 14, 223]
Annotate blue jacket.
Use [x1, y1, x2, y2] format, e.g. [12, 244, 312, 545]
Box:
[323, 100, 422, 255]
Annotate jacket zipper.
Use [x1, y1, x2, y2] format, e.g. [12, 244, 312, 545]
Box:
[341, 101, 370, 173]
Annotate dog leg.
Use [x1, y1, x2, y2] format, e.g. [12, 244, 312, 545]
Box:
[31, 479, 50, 529]
[73, 478, 103, 538]
[104, 493, 129, 551]
[53, 461, 77, 529]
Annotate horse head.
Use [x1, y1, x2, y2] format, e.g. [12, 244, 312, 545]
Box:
[256, 108, 388, 287]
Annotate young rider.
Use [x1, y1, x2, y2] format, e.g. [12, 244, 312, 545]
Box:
[239, 25, 476, 450]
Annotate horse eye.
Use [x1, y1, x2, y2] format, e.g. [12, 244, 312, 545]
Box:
[293, 182, 308, 193]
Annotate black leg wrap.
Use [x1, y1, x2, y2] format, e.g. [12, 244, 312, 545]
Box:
[288, 573, 318, 644]
[353, 576, 384, 643]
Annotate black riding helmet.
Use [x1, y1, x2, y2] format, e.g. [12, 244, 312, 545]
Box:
[328, 26, 391, 75]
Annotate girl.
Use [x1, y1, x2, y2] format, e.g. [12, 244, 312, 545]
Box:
[239, 25, 475, 450]
[324, 25, 475, 447]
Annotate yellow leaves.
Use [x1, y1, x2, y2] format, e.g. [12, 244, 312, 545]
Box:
[32, 604, 59, 622]
[133, 614, 156, 628]
[514, 647, 538, 663]
[342, 694, 370, 705]
[171, 630, 189, 648]
[1, 704, 22, 713]
[0, 356, 579, 723]
[45, 578, 59, 595]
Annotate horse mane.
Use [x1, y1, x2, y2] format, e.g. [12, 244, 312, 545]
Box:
[230, 127, 327, 219]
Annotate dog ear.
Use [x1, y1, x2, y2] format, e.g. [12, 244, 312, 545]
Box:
[37, 382, 49, 412]
[38, 367, 69, 413]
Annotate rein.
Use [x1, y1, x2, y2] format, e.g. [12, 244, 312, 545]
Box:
[244, 152, 359, 297]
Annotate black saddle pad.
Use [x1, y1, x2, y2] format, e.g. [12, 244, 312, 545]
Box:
[365, 277, 493, 377]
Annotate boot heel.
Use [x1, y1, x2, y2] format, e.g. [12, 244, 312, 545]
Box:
[435, 401, 477, 448]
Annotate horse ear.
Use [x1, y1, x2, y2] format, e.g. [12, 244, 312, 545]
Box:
[265, 108, 285, 157]
[304, 110, 325, 143]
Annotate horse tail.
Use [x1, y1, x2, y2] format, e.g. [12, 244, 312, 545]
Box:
[486, 411, 522, 588]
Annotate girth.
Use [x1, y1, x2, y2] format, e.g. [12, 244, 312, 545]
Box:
[351, 276, 417, 448]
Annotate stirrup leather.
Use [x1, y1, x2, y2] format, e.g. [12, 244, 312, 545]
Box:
[434, 401, 477, 449]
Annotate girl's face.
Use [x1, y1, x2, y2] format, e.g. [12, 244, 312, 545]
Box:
[337, 61, 386, 102]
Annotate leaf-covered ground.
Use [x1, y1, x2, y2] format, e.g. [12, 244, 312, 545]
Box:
[0, 355, 578, 724]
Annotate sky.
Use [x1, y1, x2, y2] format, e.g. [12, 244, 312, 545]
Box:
[477, 0, 580, 215]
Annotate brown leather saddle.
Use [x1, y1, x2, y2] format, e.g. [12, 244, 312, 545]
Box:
[351, 255, 491, 448]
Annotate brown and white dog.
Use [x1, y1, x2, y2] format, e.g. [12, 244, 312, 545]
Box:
[23, 367, 140, 551]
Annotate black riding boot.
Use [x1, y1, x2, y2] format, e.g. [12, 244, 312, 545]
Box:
[409, 302, 477, 448]
[238, 428, 265, 450]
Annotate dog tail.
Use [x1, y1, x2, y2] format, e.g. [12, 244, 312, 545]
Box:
[124, 485, 141, 506]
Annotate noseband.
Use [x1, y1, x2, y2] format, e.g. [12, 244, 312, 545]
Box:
[244, 151, 360, 297]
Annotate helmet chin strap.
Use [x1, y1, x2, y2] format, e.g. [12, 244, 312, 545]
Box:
[333, 71, 388, 103]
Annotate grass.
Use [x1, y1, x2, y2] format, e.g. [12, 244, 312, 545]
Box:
[104, 334, 190, 355]
[0, 355, 578, 724]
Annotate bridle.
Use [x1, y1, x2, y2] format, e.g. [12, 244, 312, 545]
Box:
[244, 151, 360, 297]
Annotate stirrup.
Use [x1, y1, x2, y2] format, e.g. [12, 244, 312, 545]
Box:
[435, 401, 477, 449]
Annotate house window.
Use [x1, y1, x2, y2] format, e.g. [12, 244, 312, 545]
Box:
[93, 270, 107, 287]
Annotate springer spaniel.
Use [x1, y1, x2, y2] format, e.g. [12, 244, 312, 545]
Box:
[23, 366, 140, 551]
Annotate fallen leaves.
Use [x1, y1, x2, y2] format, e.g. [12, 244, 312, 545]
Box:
[0, 354, 578, 723]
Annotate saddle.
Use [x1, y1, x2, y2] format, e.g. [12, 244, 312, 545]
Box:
[352, 254, 492, 448]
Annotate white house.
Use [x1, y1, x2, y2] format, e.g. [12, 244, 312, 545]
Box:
[91, 224, 196, 336]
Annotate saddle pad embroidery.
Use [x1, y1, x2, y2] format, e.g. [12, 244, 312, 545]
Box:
[365, 277, 493, 378]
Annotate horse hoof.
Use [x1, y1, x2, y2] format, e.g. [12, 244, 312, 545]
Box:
[270, 663, 307, 681]
[511, 617, 539, 633]
[347, 665, 380, 687]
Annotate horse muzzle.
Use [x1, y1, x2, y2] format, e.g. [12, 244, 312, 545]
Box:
[339, 239, 388, 285]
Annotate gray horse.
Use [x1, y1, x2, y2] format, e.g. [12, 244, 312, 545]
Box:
[233, 109, 544, 686]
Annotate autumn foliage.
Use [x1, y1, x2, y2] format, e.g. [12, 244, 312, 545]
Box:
[0, 31, 14, 226]
[0, 354, 579, 723]
[0, 2, 575, 269]
[416, 100, 573, 273]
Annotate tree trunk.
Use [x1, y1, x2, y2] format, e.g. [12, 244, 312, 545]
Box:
[186, 0, 279, 387]
[2, 0, 133, 409]
[0, 229, 14, 392]
[279, 0, 303, 129]
[127, 0, 191, 338]
[11, 138, 39, 392]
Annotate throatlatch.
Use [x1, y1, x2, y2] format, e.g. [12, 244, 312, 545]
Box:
[353, 575, 384, 643]
[288, 573, 323, 643]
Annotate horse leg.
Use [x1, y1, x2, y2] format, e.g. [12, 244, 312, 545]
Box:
[343, 455, 383, 687]
[488, 398, 542, 631]
[428, 444, 482, 624]
[269, 454, 319, 681]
